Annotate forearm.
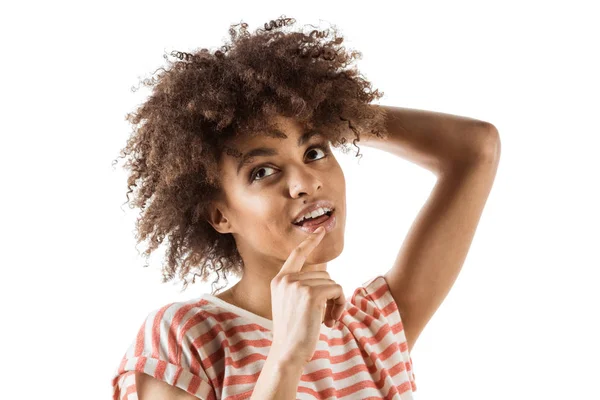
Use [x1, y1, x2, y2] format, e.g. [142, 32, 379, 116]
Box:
[363, 105, 499, 175]
[250, 349, 305, 400]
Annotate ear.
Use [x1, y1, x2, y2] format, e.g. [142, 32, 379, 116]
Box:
[206, 201, 232, 234]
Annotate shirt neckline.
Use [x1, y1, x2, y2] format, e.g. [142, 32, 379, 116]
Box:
[200, 293, 275, 331]
[200, 293, 333, 334]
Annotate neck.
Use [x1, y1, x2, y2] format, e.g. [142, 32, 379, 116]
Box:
[229, 275, 274, 321]
[224, 260, 329, 322]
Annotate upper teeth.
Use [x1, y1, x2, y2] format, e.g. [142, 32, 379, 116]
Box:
[294, 207, 332, 224]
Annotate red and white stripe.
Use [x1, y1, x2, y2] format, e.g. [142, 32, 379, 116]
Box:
[111, 275, 416, 399]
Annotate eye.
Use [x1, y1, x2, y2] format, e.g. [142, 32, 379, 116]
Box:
[305, 145, 328, 161]
[249, 144, 330, 183]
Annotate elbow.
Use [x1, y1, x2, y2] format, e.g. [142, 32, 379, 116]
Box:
[470, 122, 501, 166]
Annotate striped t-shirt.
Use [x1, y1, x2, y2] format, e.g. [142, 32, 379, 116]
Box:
[112, 275, 417, 399]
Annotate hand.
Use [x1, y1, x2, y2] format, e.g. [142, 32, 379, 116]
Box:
[269, 226, 346, 366]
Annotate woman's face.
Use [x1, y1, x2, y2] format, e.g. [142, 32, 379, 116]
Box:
[209, 116, 346, 267]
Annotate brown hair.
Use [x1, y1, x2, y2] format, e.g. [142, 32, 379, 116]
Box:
[113, 15, 389, 294]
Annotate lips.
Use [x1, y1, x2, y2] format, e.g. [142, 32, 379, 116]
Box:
[292, 200, 335, 224]
[293, 210, 333, 227]
[293, 209, 337, 234]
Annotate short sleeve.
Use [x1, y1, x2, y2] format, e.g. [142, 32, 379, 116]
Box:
[354, 275, 417, 392]
[111, 303, 216, 400]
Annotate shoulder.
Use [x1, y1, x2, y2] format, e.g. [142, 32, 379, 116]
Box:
[134, 297, 228, 364]
[346, 275, 409, 353]
[112, 297, 223, 400]
[348, 275, 400, 319]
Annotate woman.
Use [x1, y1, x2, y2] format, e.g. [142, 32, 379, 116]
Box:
[111, 15, 500, 400]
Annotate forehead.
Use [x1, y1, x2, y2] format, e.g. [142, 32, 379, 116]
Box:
[220, 116, 319, 170]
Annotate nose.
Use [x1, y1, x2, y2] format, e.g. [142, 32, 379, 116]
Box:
[289, 167, 323, 198]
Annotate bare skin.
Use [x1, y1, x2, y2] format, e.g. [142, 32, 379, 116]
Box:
[135, 115, 349, 400]
[133, 107, 500, 399]
[207, 115, 347, 321]
[135, 227, 344, 400]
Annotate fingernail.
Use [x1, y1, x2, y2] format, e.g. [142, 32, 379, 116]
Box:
[315, 226, 324, 234]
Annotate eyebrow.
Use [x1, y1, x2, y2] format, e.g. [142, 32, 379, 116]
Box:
[236, 129, 324, 175]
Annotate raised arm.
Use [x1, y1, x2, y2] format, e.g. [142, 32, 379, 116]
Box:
[362, 105, 501, 353]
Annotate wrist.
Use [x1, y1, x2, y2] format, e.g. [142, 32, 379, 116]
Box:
[267, 344, 307, 371]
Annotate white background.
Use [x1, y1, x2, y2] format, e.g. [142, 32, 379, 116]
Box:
[1, 1, 598, 399]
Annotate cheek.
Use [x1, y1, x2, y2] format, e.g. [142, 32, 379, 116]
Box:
[248, 212, 290, 234]
[252, 221, 295, 256]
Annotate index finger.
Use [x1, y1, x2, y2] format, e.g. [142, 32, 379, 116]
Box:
[277, 226, 326, 276]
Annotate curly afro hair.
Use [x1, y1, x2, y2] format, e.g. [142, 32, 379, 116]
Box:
[113, 15, 390, 295]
